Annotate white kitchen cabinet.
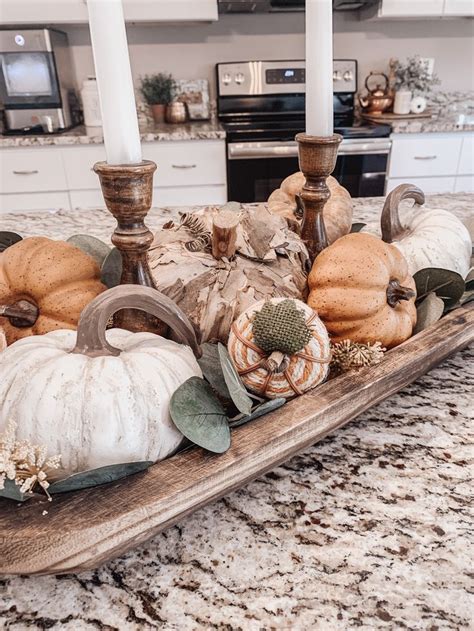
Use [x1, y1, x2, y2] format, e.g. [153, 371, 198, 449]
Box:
[454, 175, 474, 192]
[0, 139, 227, 212]
[377, 0, 445, 17]
[0, 0, 217, 25]
[458, 134, 474, 174]
[388, 134, 463, 179]
[386, 176, 456, 194]
[0, 148, 68, 194]
[387, 132, 474, 194]
[443, 0, 474, 16]
[368, 0, 474, 17]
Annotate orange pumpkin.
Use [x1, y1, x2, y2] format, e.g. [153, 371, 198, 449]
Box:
[0, 237, 106, 345]
[267, 173, 353, 244]
[308, 233, 416, 349]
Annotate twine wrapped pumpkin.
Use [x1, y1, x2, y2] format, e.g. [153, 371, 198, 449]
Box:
[148, 204, 309, 344]
[267, 173, 353, 244]
[228, 298, 330, 399]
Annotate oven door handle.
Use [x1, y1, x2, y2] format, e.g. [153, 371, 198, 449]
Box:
[228, 143, 299, 159]
[337, 140, 392, 156]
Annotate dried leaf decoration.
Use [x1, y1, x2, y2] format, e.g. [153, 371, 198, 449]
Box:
[414, 292, 444, 334]
[0, 231, 22, 253]
[148, 204, 309, 344]
[218, 343, 253, 416]
[414, 267, 465, 309]
[49, 461, 153, 494]
[170, 376, 231, 453]
[67, 234, 111, 267]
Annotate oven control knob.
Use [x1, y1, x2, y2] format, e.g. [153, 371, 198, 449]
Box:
[235, 72, 245, 85]
[333, 70, 342, 82]
[222, 73, 232, 85]
[343, 70, 354, 82]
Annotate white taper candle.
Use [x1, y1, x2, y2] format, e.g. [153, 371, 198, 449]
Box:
[87, 0, 142, 164]
[305, 0, 334, 136]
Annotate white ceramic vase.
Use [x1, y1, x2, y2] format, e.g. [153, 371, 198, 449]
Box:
[393, 90, 413, 115]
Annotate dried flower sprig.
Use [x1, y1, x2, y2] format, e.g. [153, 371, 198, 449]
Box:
[331, 340, 386, 374]
[0, 421, 61, 500]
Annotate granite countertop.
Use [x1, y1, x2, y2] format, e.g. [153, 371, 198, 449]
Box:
[0, 193, 472, 629]
[0, 119, 226, 149]
[389, 91, 474, 134]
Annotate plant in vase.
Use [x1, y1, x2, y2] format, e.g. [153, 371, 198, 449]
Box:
[392, 56, 440, 115]
[139, 73, 177, 124]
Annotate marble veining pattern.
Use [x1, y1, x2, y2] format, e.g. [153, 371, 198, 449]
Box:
[390, 91, 474, 134]
[0, 120, 225, 149]
[0, 193, 472, 629]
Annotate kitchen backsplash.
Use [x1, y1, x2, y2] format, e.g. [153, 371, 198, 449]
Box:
[63, 12, 473, 98]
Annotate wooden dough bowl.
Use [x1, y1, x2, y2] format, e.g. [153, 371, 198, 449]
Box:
[0, 303, 472, 576]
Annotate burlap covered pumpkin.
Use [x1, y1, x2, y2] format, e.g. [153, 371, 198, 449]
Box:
[267, 173, 353, 244]
[148, 204, 309, 344]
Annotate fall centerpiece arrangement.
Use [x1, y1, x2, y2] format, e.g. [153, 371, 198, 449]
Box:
[0, 177, 472, 504]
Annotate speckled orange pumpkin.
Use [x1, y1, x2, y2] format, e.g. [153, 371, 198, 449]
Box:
[0, 237, 106, 345]
[308, 233, 417, 349]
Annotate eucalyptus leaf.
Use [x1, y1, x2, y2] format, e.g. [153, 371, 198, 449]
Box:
[101, 247, 123, 288]
[49, 461, 152, 494]
[170, 376, 231, 453]
[414, 267, 465, 308]
[218, 343, 253, 416]
[461, 289, 474, 305]
[0, 479, 39, 502]
[465, 268, 474, 292]
[414, 293, 445, 334]
[67, 234, 111, 267]
[197, 342, 230, 400]
[0, 231, 22, 253]
[350, 222, 366, 233]
[229, 397, 286, 428]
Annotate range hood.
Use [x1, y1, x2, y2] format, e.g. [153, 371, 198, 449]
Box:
[218, 0, 378, 12]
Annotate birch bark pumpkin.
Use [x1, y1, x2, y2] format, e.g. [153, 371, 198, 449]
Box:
[267, 173, 353, 244]
[0, 286, 202, 475]
[148, 204, 309, 344]
[0, 236, 106, 346]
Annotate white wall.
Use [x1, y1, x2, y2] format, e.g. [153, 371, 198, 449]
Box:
[64, 12, 474, 96]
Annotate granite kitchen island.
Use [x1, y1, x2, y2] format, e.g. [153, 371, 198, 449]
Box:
[0, 194, 472, 630]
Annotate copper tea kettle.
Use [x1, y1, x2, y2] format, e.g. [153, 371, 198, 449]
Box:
[358, 72, 393, 115]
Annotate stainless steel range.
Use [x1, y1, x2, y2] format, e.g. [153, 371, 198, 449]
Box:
[216, 59, 391, 200]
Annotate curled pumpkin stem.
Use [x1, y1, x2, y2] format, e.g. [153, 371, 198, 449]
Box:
[0, 299, 39, 328]
[386, 280, 416, 308]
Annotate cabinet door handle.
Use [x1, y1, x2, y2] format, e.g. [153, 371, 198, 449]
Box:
[12, 169, 39, 175]
[171, 164, 197, 169]
[414, 155, 437, 160]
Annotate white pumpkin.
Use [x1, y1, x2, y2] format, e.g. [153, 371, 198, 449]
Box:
[0, 286, 202, 474]
[363, 184, 471, 277]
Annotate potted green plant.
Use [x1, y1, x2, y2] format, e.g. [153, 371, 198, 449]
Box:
[139, 73, 177, 124]
[392, 56, 440, 115]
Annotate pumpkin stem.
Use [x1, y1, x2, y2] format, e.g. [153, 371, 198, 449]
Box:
[386, 280, 416, 308]
[72, 285, 201, 359]
[0, 300, 39, 328]
[381, 184, 426, 243]
[263, 351, 290, 374]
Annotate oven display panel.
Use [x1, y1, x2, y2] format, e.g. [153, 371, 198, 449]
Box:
[265, 68, 305, 84]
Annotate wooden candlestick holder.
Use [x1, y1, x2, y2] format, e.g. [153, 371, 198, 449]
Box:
[296, 133, 343, 263]
[94, 160, 166, 335]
